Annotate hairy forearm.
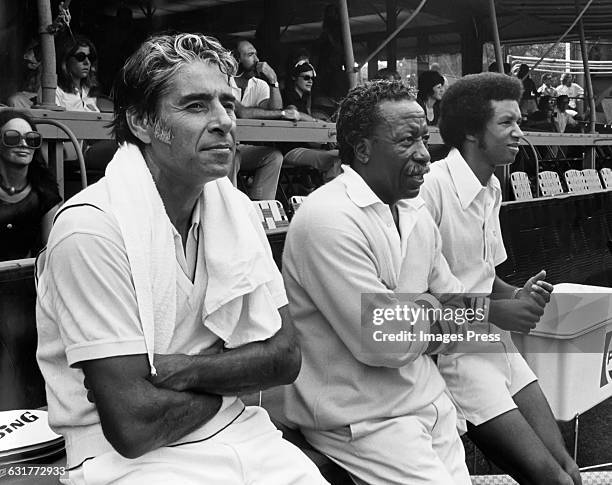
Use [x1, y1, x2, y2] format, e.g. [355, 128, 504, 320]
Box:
[151, 311, 301, 395]
[238, 106, 284, 119]
[83, 357, 222, 459]
[266, 88, 283, 110]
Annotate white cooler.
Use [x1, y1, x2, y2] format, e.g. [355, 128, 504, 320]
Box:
[511, 283, 612, 421]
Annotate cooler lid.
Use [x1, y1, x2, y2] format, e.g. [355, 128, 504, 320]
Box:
[0, 410, 62, 453]
[527, 283, 612, 339]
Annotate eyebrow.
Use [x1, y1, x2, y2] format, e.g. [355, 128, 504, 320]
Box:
[177, 92, 236, 104]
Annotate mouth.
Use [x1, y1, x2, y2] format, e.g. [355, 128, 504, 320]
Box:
[507, 143, 520, 152]
[13, 150, 32, 156]
[202, 144, 233, 152]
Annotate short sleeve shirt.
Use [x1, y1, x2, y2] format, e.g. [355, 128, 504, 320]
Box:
[420, 148, 507, 294]
[230, 76, 270, 108]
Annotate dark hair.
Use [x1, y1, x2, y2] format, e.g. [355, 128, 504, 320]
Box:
[537, 95, 552, 111]
[439, 72, 522, 149]
[541, 73, 552, 82]
[336, 80, 415, 165]
[57, 35, 98, 94]
[557, 94, 570, 107]
[110, 32, 237, 147]
[517, 63, 530, 79]
[417, 70, 445, 102]
[374, 68, 400, 81]
[0, 109, 57, 190]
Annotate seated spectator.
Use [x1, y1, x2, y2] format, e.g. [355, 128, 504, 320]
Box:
[7, 40, 42, 109]
[230, 39, 294, 200]
[55, 35, 100, 112]
[373, 67, 401, 81]
[556, 73, 583, 111]
[537, 73, 558, 98]
[35, 32, 328, 485]
[0, 110, 61, 261]
[417, 70, 445, 126]
[281, 60, 341, 184]
[517, 64, 537, 114]
[553, 95, 579, 133]
[525, 95, 555, 131]
[488, 61, 512, 75]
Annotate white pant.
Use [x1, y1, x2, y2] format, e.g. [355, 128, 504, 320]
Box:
[62, 407, 328, 485]
[302, 392, 471, 485]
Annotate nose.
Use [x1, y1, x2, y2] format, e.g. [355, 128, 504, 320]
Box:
[208, 100, 235, 136]
[512, 121, 524, 138]
[413, 140, 431, 164]
[253, 54, 259, 64]
[17, 136, 29, 148]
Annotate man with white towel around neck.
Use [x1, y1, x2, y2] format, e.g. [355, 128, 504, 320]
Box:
[35, 33, 327, 485]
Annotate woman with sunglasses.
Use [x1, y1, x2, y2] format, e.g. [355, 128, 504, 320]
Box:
[281, 60, 341, 188]
[0, 110, 61, 260]
[55, 35, 100, 112]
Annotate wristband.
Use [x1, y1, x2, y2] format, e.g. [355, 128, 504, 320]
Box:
[268, 81, 279, 88]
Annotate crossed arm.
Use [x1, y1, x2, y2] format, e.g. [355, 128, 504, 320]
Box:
[81, 307, 299, 459]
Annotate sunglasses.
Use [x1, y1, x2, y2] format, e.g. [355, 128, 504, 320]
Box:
[299, 75, 316, 81]
[72, 52, 97, 63]
[1, 130, 42, 149]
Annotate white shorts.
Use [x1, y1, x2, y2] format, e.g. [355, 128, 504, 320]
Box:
[438, 331, 537, 433]
[62, 406, 328, 485]
[302, 392, 471, 485]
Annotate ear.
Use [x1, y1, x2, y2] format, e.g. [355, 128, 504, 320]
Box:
[465, 133, 478, 143]
[126, 110, 152, 144]
[353, 138, 371, 165]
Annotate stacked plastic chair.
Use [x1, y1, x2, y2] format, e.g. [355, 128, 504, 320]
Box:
[564, 169, 589, 194]
[510, 171, 533, 200]
[252, 200, 289, 232]
[289, 195, 306, 215]
[600, 167, 612, 189]
[581, 169, 603, 192]
[538, 171, 564, 196]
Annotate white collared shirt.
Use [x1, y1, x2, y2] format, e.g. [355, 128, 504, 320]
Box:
[420, 148, 507, 294]
[229, 76, 270, 108]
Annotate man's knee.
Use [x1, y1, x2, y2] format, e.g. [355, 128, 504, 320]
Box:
[262, 149, 283, 168]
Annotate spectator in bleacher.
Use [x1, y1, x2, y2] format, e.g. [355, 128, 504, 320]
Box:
[553, 95, 579, 133]
[488, 61, 512, 75]
[537, 73, 558, 98]
[0, 109, 61, 260]
[421, 72, 581, 485]
[230, 39, 295, 200]
[556, 73, 584, 111]
[7, 39, 42, 109]
[282, 60, 341, 183]
[417, 70, 445, 126]
[517, 64, 538, 115]
[35, 32, 328, 485]
[311, 4, 350, 119]
[55, 35, 100, 112]
[526, 95, 555, 131]
[374, 67, 401, 81]
[282, 80, 478, 484]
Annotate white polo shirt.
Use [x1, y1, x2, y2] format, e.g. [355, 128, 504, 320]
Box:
[420, 148, 507, 294]
[555, 83, 584, 109]
[230, 76, 270, 108]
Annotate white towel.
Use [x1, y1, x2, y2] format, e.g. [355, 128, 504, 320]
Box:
[102, 144, 281, 372]
[201, 178, 281, 348]
[105, 143, 176, 374]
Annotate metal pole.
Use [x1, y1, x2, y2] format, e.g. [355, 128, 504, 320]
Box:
[576, 0, 597, 134]
[488, 0, 505, 74]
[36, 0, 60, 109]
[361, 0, 428, 68]
[338, 0, 357, 89]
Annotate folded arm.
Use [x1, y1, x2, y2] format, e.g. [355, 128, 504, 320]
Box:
[149, 305, 301, 394]
[81, 354, 221, 459]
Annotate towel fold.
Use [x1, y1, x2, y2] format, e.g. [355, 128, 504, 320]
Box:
[100, 143, 281, 372]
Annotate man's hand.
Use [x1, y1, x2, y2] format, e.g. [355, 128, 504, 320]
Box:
[488, 298, 544, 333]
[282, 108, 300, 121]
[256, 61, 278, 84]
[517, 270, 554, 307]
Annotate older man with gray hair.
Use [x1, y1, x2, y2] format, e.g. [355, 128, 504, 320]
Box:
[35, 32, 327, 485]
